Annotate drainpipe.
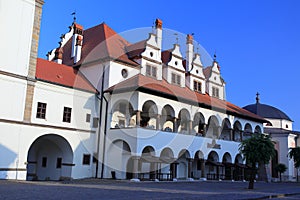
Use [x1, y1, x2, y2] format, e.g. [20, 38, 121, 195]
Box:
[100, 94, 109, 179]
[95, 66, 106, 178]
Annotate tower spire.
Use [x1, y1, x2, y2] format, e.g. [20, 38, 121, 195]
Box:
[256, 92, 260, 104]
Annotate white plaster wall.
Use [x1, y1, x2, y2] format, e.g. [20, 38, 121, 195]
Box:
[0, 0, 35, 76]
[0, 75, 26, 121]
[108, 61, 140, 89]
[267, 118, 292, 130]
[31, 82, 99, 131]
[0, 122, 96, 180]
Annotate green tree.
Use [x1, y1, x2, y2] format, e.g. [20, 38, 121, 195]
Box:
[239, 133, 275, 189]
[275, 163, 287, 182]
[288, 147, 300, 182]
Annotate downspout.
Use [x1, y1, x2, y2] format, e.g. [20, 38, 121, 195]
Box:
[95, 66, 106, 178]
[100, 93, 109, 179]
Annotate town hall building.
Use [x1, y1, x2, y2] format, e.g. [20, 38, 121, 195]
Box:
[2, 0, 292, 182]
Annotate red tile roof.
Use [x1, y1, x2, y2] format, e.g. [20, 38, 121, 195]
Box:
[36, 58, 97, 93]
[106, 74, 267, 123]
[126, 40, 146, 59]
[61, 23, 139, 67]
[203, 66, 212, 79]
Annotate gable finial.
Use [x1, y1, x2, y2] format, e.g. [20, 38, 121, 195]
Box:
[71, 11, 76, 23]
[174, 33, 179, 45]
[256, 92, 260, 104]
[213, 50, 217, 62]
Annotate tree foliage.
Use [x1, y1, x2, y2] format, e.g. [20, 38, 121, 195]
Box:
[239, 133, 275, 189]
[239, 133, 275, 165]
[288, 147, 300, 168]
[275, 163, 287, 182]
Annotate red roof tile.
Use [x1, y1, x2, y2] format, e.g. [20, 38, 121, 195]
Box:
[203, 66, 212, 79]
[61, 23, 139, 67]
[126, 40, 146, 59]
[106, 74, 267, 123]
[36, 58, 97, 93]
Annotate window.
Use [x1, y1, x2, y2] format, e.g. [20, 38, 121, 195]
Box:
[193, 81, 202, 92]
[86, 114, 91, 122]
[36, 102, 47, 119]
[82, 154, 91, 165]
[93, 117, 99, 128]
[171, 73, 181, 86]
[212, 87, 220, 98]
[56, 157, 62, 169]
[146, 65, 157, 78]
[42, 157, 47, 167]
[63, 107, 72, 123]
[121, 69, 128, 78]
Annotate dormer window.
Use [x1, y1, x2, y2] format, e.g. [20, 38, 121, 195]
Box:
[171, 73, 181, 86]
[193, 81, 202, 93]
[146, 65, 157, 78]
[212, 87, 219, 98]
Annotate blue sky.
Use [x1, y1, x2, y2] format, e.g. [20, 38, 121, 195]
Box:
[38, 0, 300, 130]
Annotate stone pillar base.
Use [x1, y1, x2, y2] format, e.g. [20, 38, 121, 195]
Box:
[130, 178, 140, 182]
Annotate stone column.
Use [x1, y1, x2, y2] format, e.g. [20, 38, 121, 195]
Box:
[201, 159, 205, 178]
[240, 131, 243, 141]
[202, 124, 207, 137]
[188, 159, 193, 179]
[230, 129, 233, 141]
[156, 114, 161, 130]
[188, 120, 193, 135]
[136, 111, 141, 127]
[173, 117, 178, 133]
[131, 156, 140, 181]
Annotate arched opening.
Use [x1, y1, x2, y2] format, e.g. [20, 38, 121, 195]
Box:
[205, 151, 222, 180]
[106, 139, 131, 179]
[243, 123, 253, 140]
[193, 150, 205, 179]
[254, 125, 262, 134]
[192, 112, 205, 136]
[177, 149, 191, 179]
[110, 100, 134, 128]
[220, 118, 232, 141]
[206, 116, 220, 139]
[141, 100, 158, 129]
[26, 134, 73, 181]
[139, 146, 158, 180]
[233, 121, 242, 142]
[222, 153, 233, 180]
[177, 109, 191, 134]
[271, 150, 279, 178]
[161, 105, 175, 132]
[234, 154, 245, 181]
[159, 148, 176, 181]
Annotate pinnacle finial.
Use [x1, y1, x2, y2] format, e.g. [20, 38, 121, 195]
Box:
[213, 51, 217, 62]
[256, 92, 260, 104]
[71, 11, 76, 23]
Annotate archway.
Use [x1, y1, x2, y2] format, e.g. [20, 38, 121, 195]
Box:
[192, 112, 205, 136]
[222, 153, 233, 180]
[234, 154, 245, 181]
[254, 125, 262, 134]
[26, 134, 73, 181]
[271, 150, 279, 178]
[193, 150, 205, 179]
[161, 105, 175, 132]
[159, 148, 175, 180]
[206, 116, 220, 139]
[205, 151, 222, 180]
[220, 118, 232, 141]
[177, 149, 191, 179]
[110, 100, 134, 128]
[233, 121, 242, 142]
[139, 146, 158, 180]
[141, 101, 158, 129]
[243, 123, 253, 140]
[178, 109, 191, 134]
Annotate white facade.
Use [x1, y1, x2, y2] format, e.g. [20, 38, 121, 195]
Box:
[1, 1, 267, 182]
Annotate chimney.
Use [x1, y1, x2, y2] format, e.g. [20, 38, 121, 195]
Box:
[54, 47, 63, 64]
[71, 23, 83, 58]
[155, 19, 162, 50]
[74, 35, 83, 64]
[186, 34, 194, 72]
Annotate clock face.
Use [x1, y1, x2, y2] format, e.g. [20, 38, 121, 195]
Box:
[121, 69, 128, 78]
